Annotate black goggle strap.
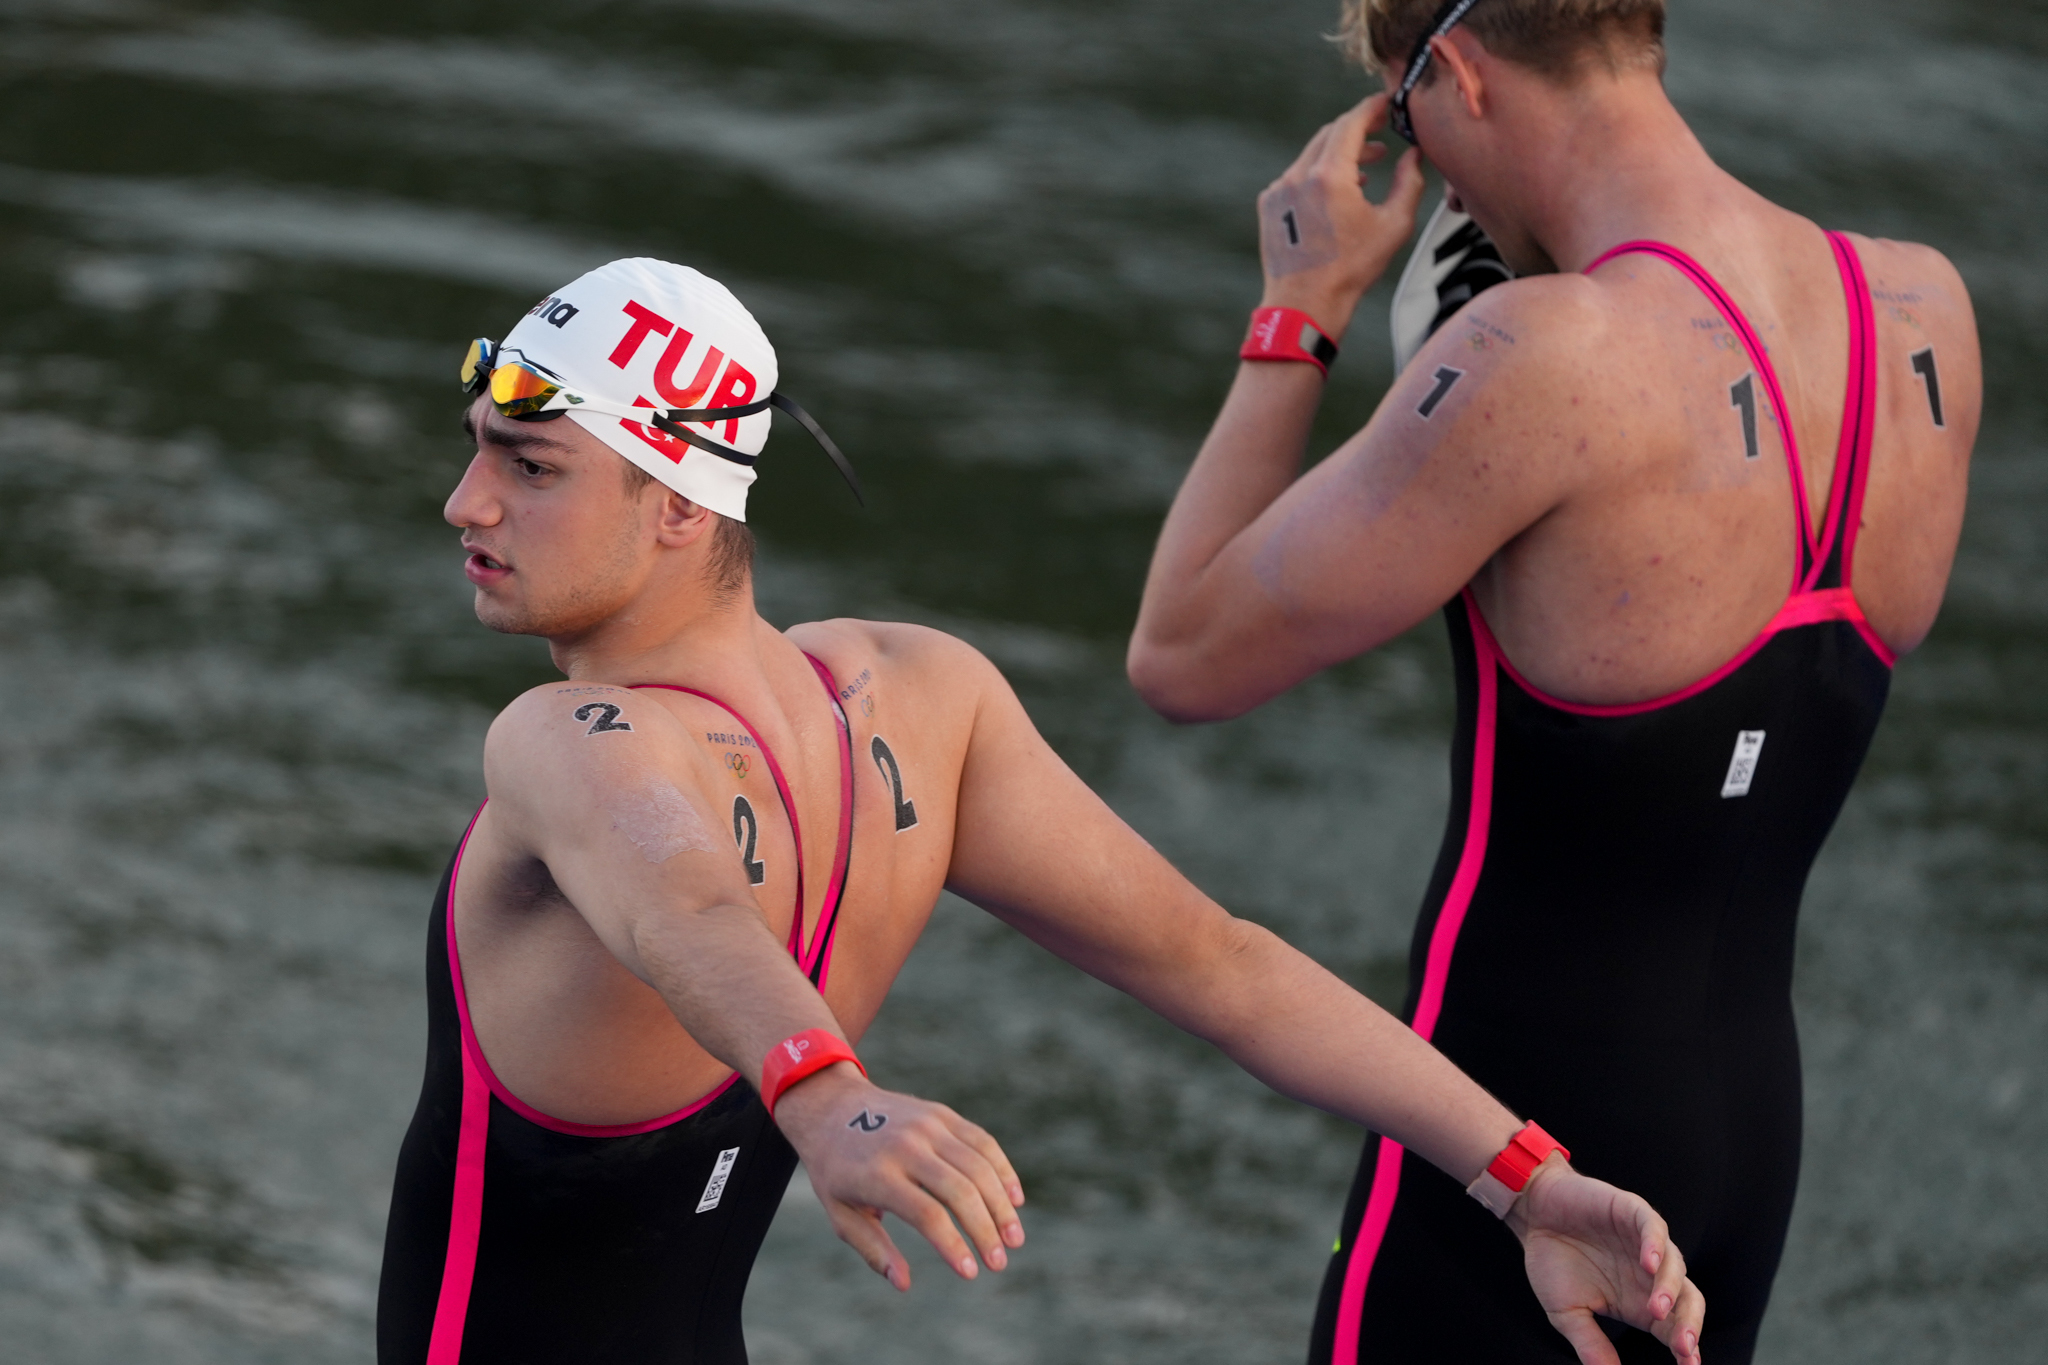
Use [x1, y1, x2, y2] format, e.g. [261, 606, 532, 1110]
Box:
[649, 391, 864, 506]
[1395, 0, 1484, 123]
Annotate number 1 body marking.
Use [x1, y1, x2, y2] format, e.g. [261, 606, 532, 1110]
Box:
[574, 702, 632, 735]
[1282, 209, 1300, 247]
[1730, 373, 1761, 460]
[731, 795, 766, 885]
[869, 736, 919, 832]
[1910, 347, 1945, 428]
[1416, 365, 1464, 420]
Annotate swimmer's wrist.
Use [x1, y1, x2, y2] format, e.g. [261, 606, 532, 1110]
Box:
[1241, 306, 1340, 378]
[759, 1028, 866, 1116]
[763, 1060, 868, 1127]
[1467, 1120, 1571, 1221]
[1256, 282, 1368, 347]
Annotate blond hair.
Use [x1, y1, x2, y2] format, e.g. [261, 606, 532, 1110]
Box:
[1336, 0, 1666, 81]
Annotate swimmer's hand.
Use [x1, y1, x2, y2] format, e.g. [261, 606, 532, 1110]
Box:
[1508, 1154, 1705, 1365]
[1256, 92, 1427, 343]
[772, 1064, 1026, 1293]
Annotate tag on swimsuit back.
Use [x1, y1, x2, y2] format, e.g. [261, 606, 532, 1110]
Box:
[696, 1146, 741, 1213]
[1720, 730, 1766, 798]
[1390, 196, 1515, 374]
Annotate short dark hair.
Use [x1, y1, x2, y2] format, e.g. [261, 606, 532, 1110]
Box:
[620, 459, 756, 596]
[1337, 0, 1666, 82]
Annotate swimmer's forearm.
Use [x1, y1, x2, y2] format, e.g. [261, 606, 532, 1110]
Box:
[1141, 918, 1522, 1185]
[625, 901, 851, 1092]
[1129, 362, 1324, 718]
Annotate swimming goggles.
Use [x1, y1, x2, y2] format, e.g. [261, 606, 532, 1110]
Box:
[459, 337, 863, 503]
[1389, 0, 1486, 146]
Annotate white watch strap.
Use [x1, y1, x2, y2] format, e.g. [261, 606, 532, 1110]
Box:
[1465, 1167, 1520, 1220]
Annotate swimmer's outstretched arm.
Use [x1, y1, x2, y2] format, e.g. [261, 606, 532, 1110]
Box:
[934, 637, 1703, 1365]
[483, 685, 1027, 1295]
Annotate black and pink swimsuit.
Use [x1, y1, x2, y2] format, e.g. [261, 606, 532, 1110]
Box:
[1308, 235, 1892, 1364]
[378, 658, 854, 1365]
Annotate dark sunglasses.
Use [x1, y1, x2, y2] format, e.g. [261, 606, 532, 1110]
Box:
[1389, 0, 1486, 146]
[460, 337, 862, 504]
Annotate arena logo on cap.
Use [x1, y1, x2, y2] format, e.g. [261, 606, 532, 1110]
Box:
[528, 294, 580, 329]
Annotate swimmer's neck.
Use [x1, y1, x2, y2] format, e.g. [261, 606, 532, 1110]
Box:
[1464, 68, 1767, 276]
[546, 575, 782, 694]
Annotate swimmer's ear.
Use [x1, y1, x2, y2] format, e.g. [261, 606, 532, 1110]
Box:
[652, 489, 718, 548]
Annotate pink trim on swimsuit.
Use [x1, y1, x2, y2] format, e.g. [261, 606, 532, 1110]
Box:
[630, 682, 812, 958]
[1585, 239, 1818, 577]
[1331, 620, 1501, 1359]
[1466, 233, 1893, 719]
[444, 657, 856, 1139]
[802, 655, 857, 980]
[1329, 232, 1889, 1360]
[424, 661, 857, 1355]
[426, 810, 491, 1365]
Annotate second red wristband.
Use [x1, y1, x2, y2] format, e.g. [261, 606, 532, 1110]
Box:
[1240, 305, 1340, 377]
[759, 1029, 866, 1117]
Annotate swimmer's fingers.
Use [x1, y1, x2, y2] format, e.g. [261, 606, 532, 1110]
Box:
[1510, 1159, 1705, 1364]
[938, 1105, 1026, 1208]
[897, 1141, 1009, 1279]
[811, 1181, 913, 1292]
[1634, 1204, 1690, 1332]
[927, 1123, 1026, 1253]
[1545, 1305, 1625, 1365]
[1649, 1277, 1706, 1365]
[1383, 144, 1428, 226]
[778, 1077, 1022, 1287]
[1312, 93, 1389, 181]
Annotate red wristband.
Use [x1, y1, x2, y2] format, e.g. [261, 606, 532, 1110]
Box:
[1240, 306, 1339, 377]
[759, 1029, 866, 1117]
[1466, 1121, 1571, 1219]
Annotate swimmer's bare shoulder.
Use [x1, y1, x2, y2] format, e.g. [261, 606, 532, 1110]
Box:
[1335, 270, 1635, 514]
[1834, 233, 1979, 652]
[480, 683, 755, 956]
[791, 618, 1008, 729]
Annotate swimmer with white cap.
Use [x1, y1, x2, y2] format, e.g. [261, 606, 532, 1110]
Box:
[376, 256, 1704, 1364]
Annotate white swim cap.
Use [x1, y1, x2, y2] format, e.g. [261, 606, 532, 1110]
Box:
[499, 258, 777, 521]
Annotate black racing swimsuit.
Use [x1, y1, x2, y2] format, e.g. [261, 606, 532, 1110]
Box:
[1308, 235, 1893, 1365]
[378, 656, 854, 1365]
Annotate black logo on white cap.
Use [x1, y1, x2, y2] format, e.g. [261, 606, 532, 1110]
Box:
[528, 295, 580, 329]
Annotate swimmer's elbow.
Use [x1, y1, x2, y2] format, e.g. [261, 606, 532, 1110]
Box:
[1125, 635, 1253, 725]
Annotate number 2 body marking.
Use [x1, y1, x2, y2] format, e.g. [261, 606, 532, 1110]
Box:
[731, 795, 766, 885]
[574, 702, 633, 735]
[869, 736, 919, 832]
[1730, 373, 1761, 460]
[1416, 365, 1464, 420]
[1910, 347, 1945, 428]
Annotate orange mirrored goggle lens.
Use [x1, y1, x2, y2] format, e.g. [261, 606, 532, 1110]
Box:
[488, 361, 565, 417]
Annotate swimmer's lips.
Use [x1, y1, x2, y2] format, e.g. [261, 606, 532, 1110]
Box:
[462, 542, 512, 586]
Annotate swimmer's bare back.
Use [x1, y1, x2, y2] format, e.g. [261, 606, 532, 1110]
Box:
[1128, 100, 1977, 719]
[453, 619, 991, 1134]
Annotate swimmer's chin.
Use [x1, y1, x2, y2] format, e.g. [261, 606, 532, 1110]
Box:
[472, 595, 590, 639]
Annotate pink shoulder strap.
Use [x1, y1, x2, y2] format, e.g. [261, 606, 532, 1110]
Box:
[1584, 239, 1816, 584]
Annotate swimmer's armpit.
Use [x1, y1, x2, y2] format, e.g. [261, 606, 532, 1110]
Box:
[608, 776, 719, 863]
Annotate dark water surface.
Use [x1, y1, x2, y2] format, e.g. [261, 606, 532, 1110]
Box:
[0, 1, 2042, 1360]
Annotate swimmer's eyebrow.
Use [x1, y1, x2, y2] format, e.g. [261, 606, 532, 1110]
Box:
[463, 409, 574, 456]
